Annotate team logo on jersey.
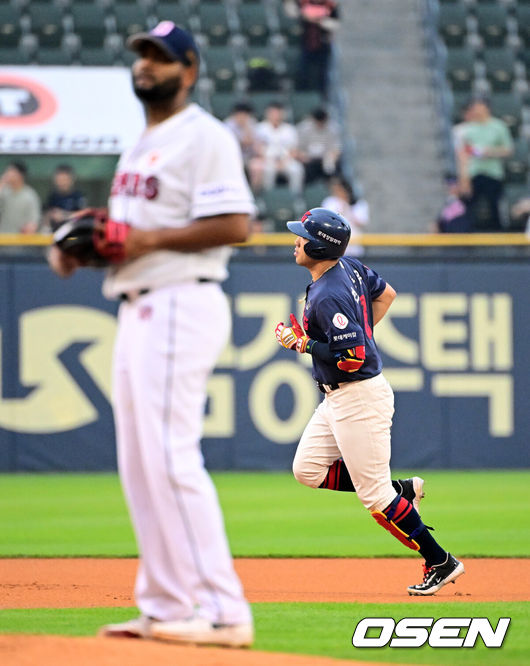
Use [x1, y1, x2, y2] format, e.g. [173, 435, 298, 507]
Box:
[333, 313, 348, 329]
[111, 172, 159, 200]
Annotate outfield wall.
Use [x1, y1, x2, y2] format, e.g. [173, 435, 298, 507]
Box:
[0, 252, 528, 471]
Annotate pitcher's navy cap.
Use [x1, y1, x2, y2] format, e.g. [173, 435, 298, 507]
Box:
[127, 21, 200, 65]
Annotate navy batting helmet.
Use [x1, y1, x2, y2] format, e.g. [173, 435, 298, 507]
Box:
[287, 208, 351, 259]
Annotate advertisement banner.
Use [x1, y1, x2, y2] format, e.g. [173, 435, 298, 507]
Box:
[0, 256, 528, 471]
[0, 67, 144, 154]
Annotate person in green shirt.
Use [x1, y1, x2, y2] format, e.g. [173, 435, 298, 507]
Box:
[0, 162, 41, 233]
[458, 98, 513, 231]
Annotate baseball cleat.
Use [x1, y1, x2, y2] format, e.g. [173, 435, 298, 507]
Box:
[98, 615, 157, 639]
[398, 476, 425, 513]
[151, 616, 254, 648]
[407, 553, 465, 596]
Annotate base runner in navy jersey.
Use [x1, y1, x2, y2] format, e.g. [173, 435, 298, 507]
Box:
[275, 208, 464, 595]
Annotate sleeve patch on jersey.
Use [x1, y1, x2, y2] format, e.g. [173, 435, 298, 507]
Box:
[332, 313, 349, 329]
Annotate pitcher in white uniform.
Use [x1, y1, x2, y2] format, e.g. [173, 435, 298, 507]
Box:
[48, 21, 254, 648]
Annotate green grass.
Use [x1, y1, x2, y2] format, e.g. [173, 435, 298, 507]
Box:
[0, 603, 527, 665]
[0, 470, 528, 557]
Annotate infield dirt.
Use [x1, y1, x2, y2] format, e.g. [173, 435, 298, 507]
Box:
[1, 557, 528, 608]
[1, 557, 527, 666]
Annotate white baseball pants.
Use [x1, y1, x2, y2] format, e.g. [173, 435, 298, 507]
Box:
[292, 372, 398, 512]
[112, 281, 251, 625]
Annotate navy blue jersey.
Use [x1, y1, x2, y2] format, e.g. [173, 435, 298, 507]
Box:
[46, 189, 86, 212]
[303, 256, 387, 384]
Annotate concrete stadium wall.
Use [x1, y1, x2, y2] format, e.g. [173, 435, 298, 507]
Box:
[0, 254, 528, 471]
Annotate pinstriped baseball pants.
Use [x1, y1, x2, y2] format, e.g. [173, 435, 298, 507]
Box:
[112, 281, 251, 625]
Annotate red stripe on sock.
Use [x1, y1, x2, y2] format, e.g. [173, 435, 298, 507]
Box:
[384, 496, 412, 523]
[335, 460, 342, 490]
[324, 461, 337, 490]
[394, 503, 412, 523]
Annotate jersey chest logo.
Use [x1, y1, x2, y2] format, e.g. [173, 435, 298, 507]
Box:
[111, 172, 159, 200]
[332, 313, 349, 329]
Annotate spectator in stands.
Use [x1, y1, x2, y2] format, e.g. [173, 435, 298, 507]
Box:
[456, 98, 513, 231]
[256, 101, 304, 194]
[43, 164, 87, 231]
[296, 106, 341, 183]
[321, 175, 368, 256]
[224, 102, 265, 192]
[0, 162, 41, 234]
[284, 0, 340, 97]
[433, 173, 473, 234]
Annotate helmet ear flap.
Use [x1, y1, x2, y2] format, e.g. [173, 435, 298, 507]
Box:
[303, 242, 326, 259]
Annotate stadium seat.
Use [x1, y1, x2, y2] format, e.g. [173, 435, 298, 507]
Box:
[36, 47, 73, 66]
[209, 91, 240, 120]
[113, 3, 152, 39]
[0, 47, 30, 65]
[519, 48, 530, 74]
[438, 5, 468, 47]
[202, 45, 240, 91]
[28, 3, 66, 48]
[505, 137, 529, 184]
[475, 5, 508, 48]
[198, 3, 230, 46]
[154, 3, 191, 29]
[71, 5, 110, 48]
[515, 7, 530, 47]
[0, 5, 22, 47]
[79, 47, 117, 66]
[120, 49, 138, 67]
[489, 93, 522, 137]
[446, 47, 476, 91]
[276, 3, 303, 45]
[260, 186, 300, 230]
[303, 180, 329, 210]
[450, 90, 472, 123]
[482, 48, 515, 92]
[281, 45, 301, 78]
[290, 90, 323, 123]
[236, 4, 271, 46]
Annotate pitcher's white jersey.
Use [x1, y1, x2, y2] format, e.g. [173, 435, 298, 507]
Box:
[103, 103, 255, 298]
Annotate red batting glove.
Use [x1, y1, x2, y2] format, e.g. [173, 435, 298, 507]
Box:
[289, 313, 311, 353]
[275, 314, 312, 353]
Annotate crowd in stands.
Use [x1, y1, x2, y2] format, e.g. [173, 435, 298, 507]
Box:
[0, 162, 87, 235]
[0, 100, 363, 242]
[2, 0, 528, 240]
[225, 101, 341, 196]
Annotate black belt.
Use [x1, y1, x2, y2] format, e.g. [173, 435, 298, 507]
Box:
[318, 382, 341, 394]
[119, 279, 216, 302]
[119, 288, 150, 302]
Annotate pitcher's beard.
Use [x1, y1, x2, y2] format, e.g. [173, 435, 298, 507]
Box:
[132, 74, 182, 104]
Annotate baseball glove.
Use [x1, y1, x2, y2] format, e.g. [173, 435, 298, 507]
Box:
[52, 208, 130, 266]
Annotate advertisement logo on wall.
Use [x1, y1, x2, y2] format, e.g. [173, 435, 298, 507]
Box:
[0, 260, 527, 470]
[0, 74, 58, 126]
[0, 67, 144, 154]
